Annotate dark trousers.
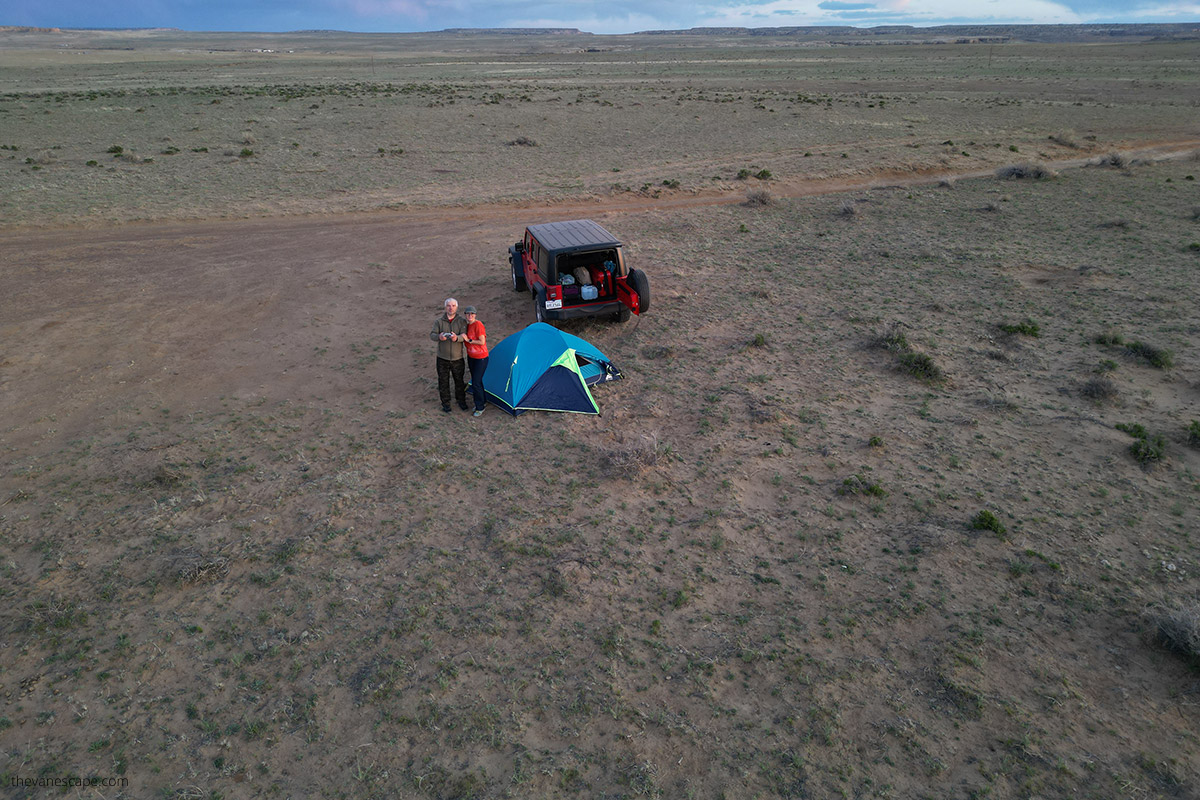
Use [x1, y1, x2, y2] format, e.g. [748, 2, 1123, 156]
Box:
[468, 356, 488, 411]
[436, 357, 466, 408]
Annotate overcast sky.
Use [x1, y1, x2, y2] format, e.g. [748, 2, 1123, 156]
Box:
[6, 0, 1199, 35]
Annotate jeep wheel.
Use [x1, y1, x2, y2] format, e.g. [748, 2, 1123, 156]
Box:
[614, 305, 631, 323]
[534, 299, 547, 324]
[628, 269, 651, 314]
[511, 256, 527, 292]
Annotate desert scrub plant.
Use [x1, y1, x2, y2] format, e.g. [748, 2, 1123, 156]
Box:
[999, 319, 1040, 337]
[970, 510, 1007, 538]
[898, 351, 944, 383]
[1124, 340, 1174, 369]
[1145, 601, 1200, 662]
[838, 201, 858, 218]
[1188, 420, 1200, 448]
[1117, 422, 1166, 468]
[743, 188, 772, 206]
[995, 162, 1057, 180]
[838, 474, 886, 497]
[1079, 376, 1118, 402]
[1094, 151, 1128, 168]
[1096, 332, 1174, 368]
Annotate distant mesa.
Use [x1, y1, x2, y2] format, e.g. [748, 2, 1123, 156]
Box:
[0, 26, 64, 33]
[438, 28, 584, 35]
[635, 23, 1200, 43]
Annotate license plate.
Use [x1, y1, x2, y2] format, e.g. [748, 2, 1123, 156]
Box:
[545, 298, 562, 310]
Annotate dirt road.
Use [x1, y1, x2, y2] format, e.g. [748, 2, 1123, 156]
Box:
[3, 141, 1196, 456]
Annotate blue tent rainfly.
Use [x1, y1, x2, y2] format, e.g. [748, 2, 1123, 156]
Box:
[479, 322, 622, 415]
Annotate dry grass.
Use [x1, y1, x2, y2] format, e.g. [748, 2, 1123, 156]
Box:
[1146, 602, 1200, 660]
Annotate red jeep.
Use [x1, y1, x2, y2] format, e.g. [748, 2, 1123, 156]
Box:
[509, 219, 649, 323]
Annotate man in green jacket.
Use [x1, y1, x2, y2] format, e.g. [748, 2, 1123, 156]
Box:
[430, 297, 469, 413]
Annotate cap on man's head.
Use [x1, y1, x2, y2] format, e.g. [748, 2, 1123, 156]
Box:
[463, 306, 477, 315]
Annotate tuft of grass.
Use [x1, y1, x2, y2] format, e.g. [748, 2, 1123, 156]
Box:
[838, 201, 858, 218]
[970, 510, 1007, 538]
[999, 319, 1040, 337]
[1188, 420, 1200, 448]
[1146, 602, 1200, 662]
[876, 328, 909, 353]
[995, 162, 1057, 180]
[507, 136, 537, 146]
[1095, 330, 1124, 346]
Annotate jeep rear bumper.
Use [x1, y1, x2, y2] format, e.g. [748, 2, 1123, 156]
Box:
[543, 300, 625, 321]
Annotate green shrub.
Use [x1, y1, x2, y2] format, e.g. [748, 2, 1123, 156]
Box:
[239, 148, 255, 158]
[971, 510, 1007, 537]
[1125, 341, 1174, 369]
[838, 474, 886, 497]
[1188, 420, 1200, 448]
[1095, 330, 1124, 346]
[898, 351, 943, 383]
[1118, 423, 1165, 467]
[106, 145, 123, 155]
[1129, 435, 1165, 467]
[999, 320, 1040, 337]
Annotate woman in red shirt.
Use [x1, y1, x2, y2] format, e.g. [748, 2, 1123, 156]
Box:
[463, 306, 489, 417]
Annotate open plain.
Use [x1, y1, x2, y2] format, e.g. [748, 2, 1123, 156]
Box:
[2, 26, 1200, 800]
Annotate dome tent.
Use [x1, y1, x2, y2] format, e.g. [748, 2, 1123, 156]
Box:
[478, 323, 622, 415]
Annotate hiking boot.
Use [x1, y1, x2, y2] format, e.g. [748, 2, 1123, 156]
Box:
[458, 403, 469, 411]
[472, 408, 484, 417]
[441, 404, 451, 413]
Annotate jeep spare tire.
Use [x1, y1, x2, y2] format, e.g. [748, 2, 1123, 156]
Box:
[511, 255, 526, 292]
[628, 268, 650, 314]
